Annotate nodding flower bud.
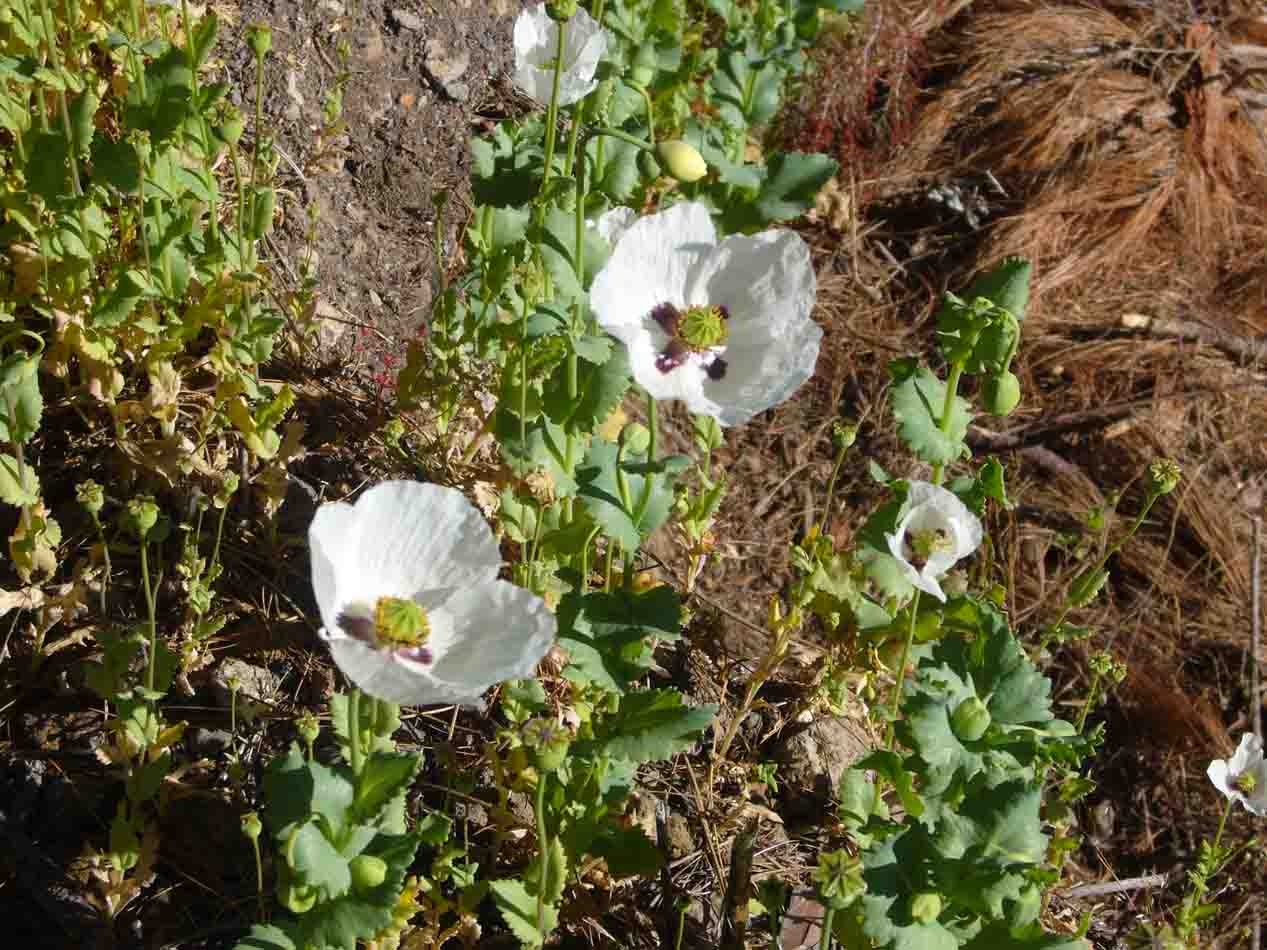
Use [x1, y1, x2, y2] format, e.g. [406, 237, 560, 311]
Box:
[911, 892, 943, 924]
[832, 420, 858, 451]
[241, 811, 262, 842]
[655, 141, 708, 183]
[982, 370, 1021, 417]
[545, 0, 578, 20]
[1146, 458, 1181, 497]
[350, 854, 389, 892]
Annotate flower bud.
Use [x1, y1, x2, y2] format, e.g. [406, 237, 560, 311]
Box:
[214, 472, 239, 509]
[296, 711, 320, 747]
[350, 854, 389, 892]
[241, 811, 262, 842]
[1068, 568, 1109, 609]
[982, 370, 1021, 416]
[656, 140, 708, 183]
[911, 892, 943, 924]
[832, 420, 858, 451]
[522, 718, 571, 773]
[950, 696, 991, 742]
[77, 480, 105, 516]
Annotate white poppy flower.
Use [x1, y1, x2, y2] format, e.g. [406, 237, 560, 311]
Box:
[513, 3, 607, 107]
[309, 481, 556, 707]
[588, 201, 821, 426]
[591, 206, 636, 246]
[1207, 733, 1267, 816]
[885, 481, 983, 602]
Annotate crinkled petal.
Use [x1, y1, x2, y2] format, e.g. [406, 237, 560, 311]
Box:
[1211, 734, 1267, 815]
[308, 481, 501, 631]
[426, 580, 557, 695]
[688, 230, 820, 425]
[512, 3, 606, 107]
[591, 202, 717, 336]
[322, 630, 484, 707]
[592, 206, 637, 246]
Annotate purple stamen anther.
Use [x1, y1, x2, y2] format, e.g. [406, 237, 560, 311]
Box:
[656, 339, 689, 373]
[706, 357, 728, 381]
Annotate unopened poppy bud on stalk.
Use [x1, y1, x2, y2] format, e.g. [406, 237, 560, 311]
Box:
[545, 0, 577, 20]
[656, 140, 708, 182]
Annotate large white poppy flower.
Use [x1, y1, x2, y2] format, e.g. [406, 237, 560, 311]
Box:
[885, 481, 983, 602]
[513, 3, 607, 107]
[309, 481, 556, 707]
[1208, 733, 1267, 816]
[589, 201, 821, 426]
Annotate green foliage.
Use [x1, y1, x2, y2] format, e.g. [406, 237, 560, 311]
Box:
[889, 358, 973, 466]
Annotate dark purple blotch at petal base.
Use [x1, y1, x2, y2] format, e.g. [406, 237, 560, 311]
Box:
[655, 339, 689, 373]
[706, 357, 728, 381]
[396, 646, 434, 665]
[650, 302, 681, 336]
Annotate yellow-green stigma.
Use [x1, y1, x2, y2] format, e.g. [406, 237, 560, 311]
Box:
[374, 596, 431, 649]
[678, 305, 728, 351]
[1235, 772, 1258, 795]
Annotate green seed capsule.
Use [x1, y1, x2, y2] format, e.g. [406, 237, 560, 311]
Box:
[950, 696, 991, 742]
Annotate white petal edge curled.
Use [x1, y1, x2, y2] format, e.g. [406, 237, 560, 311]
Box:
[885, 481, 984, 602]
[1207, 733, 1267, 816]
[309, 481, 556, 706]
[512, 3, 608, 107]
[589, 201, 821, 426]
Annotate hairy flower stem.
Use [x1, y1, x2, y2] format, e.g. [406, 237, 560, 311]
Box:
[1176, 799, 1232, 937]
[930, 360, 964, 486]
[180, 0, 220, 248]
[886, 590, 922, 748]
[89, 511, 110, 615]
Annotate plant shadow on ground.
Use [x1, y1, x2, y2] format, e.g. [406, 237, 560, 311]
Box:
[3, 0, 1267, 947]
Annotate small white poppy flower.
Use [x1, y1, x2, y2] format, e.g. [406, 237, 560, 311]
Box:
[885, 481, 983, 602]
[309, 481, 556, 707]
[513, 2, 607, 107]
[589, 201, 821, 426]
[1207, 733, 1267, 816]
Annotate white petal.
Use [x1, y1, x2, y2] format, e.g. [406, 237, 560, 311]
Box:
[427, 581, 557, 692]
[591, 202, 717, 336]
[512, 3, 606, 107]
[309, 481, 501, 617]
[322, 629, 483, 707]
[592, 207, 637, 246]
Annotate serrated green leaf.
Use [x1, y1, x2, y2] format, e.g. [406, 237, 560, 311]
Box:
[857, 750, 924, 819]
[888, 359, 972, 466]
[961, 257, 1032, 322]
[750, 151, 839, 225]
[0, 453, 39, 505]
[558, 585, 681, 692]
[491, 879, 557, 949]
[542, 343, 631, 433]
[352, 751, 421, 825]
[576, 437, 678, 549]
[589, 688, 716, 763]
[0, 362, 42, 444]
[262, 744, 356, 840]
[233, 923, 299, 950]
[289, 820, 352, 897]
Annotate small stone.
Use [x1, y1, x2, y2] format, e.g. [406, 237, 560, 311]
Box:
[189, 727, 234, 757]
[444, 81, 470, 103]
[368, 289, 383, 307]
[318, 0, 344, 13]
[773, 716, 872, 820]
[211, 658, 281, 709]
[425, 37, 470, 85]
[391, 8, 425, 31]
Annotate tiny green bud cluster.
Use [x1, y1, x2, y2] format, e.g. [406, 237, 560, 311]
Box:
[814, 848, 866, 910]
[76, 480, 104, 516]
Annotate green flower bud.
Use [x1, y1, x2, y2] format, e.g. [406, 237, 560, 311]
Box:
[656, 140, 708, 183]
[214, 472, 239, 509]
[1068, 568, 1109, 609]
[832, 420, 858, 451]
[350, 854, 389, 892]
[214, 108, 245, 148]
[545, 0, 577, 20]
[950, 696, 991, 742]
[241, 811, 262, 842]
[77, 480, 105, 516]
[982, 370, 1021, 416]
[910, 892, 943, 924]
[126, 496, 160, 540]
[1146, 458, 1181, 497]
[248, 24, 273, 59]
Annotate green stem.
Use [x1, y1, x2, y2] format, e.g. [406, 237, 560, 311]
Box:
[179, 0, 220, 248]
[820, 438, 848, 534]
[91, 513, 110, 615]
[539, 18, 568, 193]
[930, 360, 965, 486]
[348, 687, 363, 775]
[142, 538, 158, 695]
[535, 772, 549, 934]
[819, 907, 835, 950]
[589, 125, 657, 154]
[886, 591, 921, 748]
[1074, 671, 1100, 735]
[632, 395, 658, 525]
